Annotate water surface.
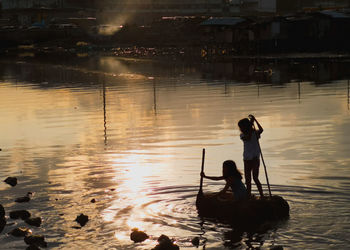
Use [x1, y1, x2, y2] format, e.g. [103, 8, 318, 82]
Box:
[0, 56, 350, 249]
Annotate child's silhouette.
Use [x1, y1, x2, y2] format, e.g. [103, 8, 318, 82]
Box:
[238, 115, 264, 197]
[201, 160, 247, 201]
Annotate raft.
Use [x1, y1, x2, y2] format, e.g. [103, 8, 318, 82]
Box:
[196, 191, 289, 225]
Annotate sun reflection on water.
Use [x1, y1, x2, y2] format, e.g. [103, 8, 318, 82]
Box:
[1, 58, 350, 249]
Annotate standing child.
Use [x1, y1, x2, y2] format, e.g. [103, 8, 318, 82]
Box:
[238, 114, 264, 198]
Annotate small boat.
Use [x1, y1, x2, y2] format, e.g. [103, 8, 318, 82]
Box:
[196, 149, 289, 225]
[196, 191, 289, 225]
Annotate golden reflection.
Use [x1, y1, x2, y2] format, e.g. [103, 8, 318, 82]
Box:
[102, 153, 159, 242]
[1, 58, 350, 249]
[118, 73, 148, 80]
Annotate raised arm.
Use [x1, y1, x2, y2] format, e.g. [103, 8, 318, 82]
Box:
[201, 172, 225, 181]
[249, 114, 263, 134]
[255, 119, 263, 134]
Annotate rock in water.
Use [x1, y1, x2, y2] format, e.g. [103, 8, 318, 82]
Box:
[152, 234, 179, 250]
[25, 217, 42, 227]
[16, 192, 32, 202]
[24, 235, 48, 248]
[9, 227, 32, 237]
[4, 177, 17, 187]
[75, 214, 88, 227]
[191, 236, 200, 247]
[26, 245, 40, 250]
[10, 210, 31, 220]
[270, 246, 284, 250]
[15, 196, 30, 203]
[0, 204, 5, 218]
[0, 218, 6, 234]
[130, 228, 148, 243]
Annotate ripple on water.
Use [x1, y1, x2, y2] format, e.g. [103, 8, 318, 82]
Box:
[1, 58, 350, 249]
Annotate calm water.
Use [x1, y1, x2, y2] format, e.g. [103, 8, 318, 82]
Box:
[0, 56, 350, 249]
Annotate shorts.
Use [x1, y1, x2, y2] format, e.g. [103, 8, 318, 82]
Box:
[244, 157, 260, 172]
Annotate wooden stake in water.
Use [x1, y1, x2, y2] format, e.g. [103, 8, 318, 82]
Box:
[199, 148, 205, 195]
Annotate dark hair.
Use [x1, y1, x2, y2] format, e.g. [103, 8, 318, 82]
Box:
[238, 118, 252, 134]
[223, 160, 242, 180]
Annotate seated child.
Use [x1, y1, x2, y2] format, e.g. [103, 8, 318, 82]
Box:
[201, 160, 248, 201]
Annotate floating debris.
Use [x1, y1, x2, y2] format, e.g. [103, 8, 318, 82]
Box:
[9, 227, 32, 237]
[4, 177, 17, 187]
[152, 234, 179, 250]
[75, 214, 89, 227]
[10, 210, 31, 220]
[25, 217, 42, 227]
[90, 198, 96, 203]
[191, 236, 200, 247]
[24, 235, 48, 248]
[130, 228, 148, 243]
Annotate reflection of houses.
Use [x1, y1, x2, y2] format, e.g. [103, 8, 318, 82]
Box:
[200, 59, 350, 84]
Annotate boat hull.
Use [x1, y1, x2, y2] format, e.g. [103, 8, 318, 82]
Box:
[196, 192, 289, 225]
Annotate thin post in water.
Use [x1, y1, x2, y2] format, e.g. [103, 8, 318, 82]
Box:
[199, 148, 206, 194]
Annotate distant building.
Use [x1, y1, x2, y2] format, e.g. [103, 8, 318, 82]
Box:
[0, 0, 85, 26]
[93, 0, 228, 14]
[258, 0, 350, 14]
[2, 0, 350, 27]
[92, 0, 230, 25]
[201, 9, 350, 54]
[1, 0, 65, 9]
[227, 0, 350, 14]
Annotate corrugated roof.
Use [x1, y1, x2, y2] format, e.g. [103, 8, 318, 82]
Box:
[200, 17, 245, 26]
[320, 10, 350, 19]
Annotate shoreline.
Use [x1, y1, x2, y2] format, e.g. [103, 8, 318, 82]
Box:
[2, 44, 350, 62]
